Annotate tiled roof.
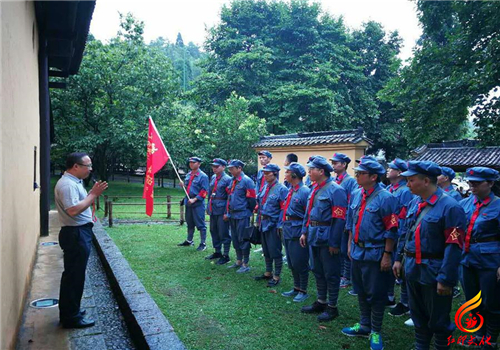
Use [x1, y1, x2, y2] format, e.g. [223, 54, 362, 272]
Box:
[252, 128, 372, 148]
[412, 139, 500, 169]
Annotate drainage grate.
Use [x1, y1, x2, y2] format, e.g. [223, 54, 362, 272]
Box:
[30, 298, 59, 308]
[41, 241, 58, 246]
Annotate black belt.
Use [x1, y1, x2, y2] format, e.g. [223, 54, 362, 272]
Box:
[211, 197, 226, 200]
[471, 236, 500, 244]
[309, 220, 331, 227]
[63, 222, 93, 229]
[229, 209, 243, 214]
[404, 249, 443, 259]
[355, 239, 385, 248]
[285, 216, 302, 221]
[261, 215, 273, 220]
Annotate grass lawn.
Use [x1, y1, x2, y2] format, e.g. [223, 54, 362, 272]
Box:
[108, 224, 466, 350]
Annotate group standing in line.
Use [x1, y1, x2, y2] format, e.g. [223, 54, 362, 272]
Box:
[176, 150, 500, 350]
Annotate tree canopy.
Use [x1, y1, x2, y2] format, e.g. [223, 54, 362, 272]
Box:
[51, 1, 500, 178]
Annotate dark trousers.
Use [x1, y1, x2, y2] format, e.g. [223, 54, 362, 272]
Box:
[311, 246, 341, 307]
[209, 214, 231, 255]
[284, 239, 310, 291]
[341, 230, 351, 280]
[261, 227, 283, 276]
[352, 259, 391, 333]
[407, 280, 453, 350]
[229, 217, 250, 264]
[186, 203, 206, 244]
[58, 223, 93, 322]
[462, 265, 500, 344]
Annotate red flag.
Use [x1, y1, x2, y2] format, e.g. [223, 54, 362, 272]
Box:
[143, 117, 170, 216]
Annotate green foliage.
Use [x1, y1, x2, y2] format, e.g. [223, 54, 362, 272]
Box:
[150, 34, 205, 91]
[52, 13, 180, 180]
[381, 0, 500, 149]
[192, 0, 403, 157]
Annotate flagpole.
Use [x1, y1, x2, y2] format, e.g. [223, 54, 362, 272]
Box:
[167, 155, 189, 198]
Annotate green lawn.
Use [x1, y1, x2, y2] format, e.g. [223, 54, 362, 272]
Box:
[108, 224, 466, 350]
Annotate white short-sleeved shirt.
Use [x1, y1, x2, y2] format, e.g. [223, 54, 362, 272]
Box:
[54, 172, 92, 226]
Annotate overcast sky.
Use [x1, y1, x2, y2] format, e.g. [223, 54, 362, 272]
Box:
[90, 0, 422, 61]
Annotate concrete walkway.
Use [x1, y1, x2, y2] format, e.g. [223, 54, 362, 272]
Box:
[16, 211, 136, 350]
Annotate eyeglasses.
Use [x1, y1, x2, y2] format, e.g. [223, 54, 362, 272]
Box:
[355, 171, 369, 177]
[77, 163, 93, 168]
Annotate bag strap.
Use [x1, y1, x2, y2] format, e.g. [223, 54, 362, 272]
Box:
[353, 188, 383, 226]
[405, 196, 440, 248]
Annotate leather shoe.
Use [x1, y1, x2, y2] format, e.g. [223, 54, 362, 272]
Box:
[62, 317, 95, 329]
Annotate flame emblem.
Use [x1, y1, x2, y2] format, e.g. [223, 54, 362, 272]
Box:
[455, 291, 484, 333]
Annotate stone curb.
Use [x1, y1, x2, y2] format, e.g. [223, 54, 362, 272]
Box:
[92, 221, 186, 350]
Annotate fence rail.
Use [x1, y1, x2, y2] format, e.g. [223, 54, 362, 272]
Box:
[103, 194, 191, 227]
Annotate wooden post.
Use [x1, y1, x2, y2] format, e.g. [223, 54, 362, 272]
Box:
[108, 201, 113, 227]
[167, 195, 171, 218]
[104, 195, 109, 217]
[179, 201, 185, 225]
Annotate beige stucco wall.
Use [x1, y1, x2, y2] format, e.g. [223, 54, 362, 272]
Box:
[0, 2, 40, 349]
[255, 142, 370, 176]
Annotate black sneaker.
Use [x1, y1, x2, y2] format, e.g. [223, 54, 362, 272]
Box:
[389, 302, 410, 317]
[196, 243, 207, 251]
[205, 252, 222, 260]
[386, 298, 397, 308]
[267, 278, 281, 287]
[453, 287, 461, 299]
[301, 301, 327, 314]
[216, 255, 230, 265]
[254, 274, 273, 281]
[177, 240, 194, 247]
[317, 306, 339, 322]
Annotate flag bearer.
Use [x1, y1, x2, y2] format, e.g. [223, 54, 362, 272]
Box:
[178, 157, 209, 251]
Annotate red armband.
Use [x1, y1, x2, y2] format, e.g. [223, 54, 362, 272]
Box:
[246, 189, 256, 198]
[383, 213, 399, 231]
[332, 206, 346, 220]
[444, 227, 464, 248]
[198, 189, 208, 199]
[398, 206, 407, 220]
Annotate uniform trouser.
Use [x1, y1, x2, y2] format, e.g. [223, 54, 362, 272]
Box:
[341, 230, 351, 280]
[387, 246, 409, 305]
[209, 214, 231, 255]
[352, 259, 391, 333]
[58, 223, 93, 322]
[407, 280, 453, 350]
[229, 217, 250, 264]
[462, 264, 500, 345]
[261, 227, 283, 276]
[186, 203, 206, 244]
[311, 246, 341, 307]
[284, 239, 310, 291]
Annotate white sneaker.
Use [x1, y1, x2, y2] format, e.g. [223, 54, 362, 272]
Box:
[404, 318, 414, 327]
